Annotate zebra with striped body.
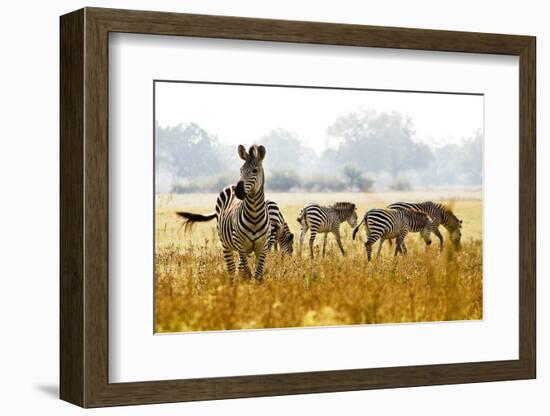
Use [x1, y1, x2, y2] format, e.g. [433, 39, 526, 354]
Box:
[352, 208, 433, 261]
[177, 145, 271, 281]
[266, 199, 294, 255]
[297, 202, 358, 258]
[387, 201, 463, 249]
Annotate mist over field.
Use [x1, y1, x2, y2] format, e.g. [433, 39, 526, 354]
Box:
[155, 82, 483, 195]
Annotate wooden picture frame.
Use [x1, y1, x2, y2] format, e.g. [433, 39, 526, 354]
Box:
[60, 7, 536, 408]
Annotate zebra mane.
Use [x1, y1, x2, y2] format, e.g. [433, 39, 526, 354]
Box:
[329, 202, 356, 218]
[436, 202, 461, 229]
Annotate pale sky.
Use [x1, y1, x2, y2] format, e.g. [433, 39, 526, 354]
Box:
[155, 81, 483, 153]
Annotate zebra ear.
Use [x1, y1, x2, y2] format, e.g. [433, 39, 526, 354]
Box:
[256, 145, 266, 161]
[238, 144, 249, 161]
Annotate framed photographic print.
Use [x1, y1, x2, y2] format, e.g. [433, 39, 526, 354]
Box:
[60, 7, 536, 408]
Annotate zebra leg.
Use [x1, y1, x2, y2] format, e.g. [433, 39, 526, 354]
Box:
[322, 233, 328, 257]
[377, 238, 385, 257]
[334, 230, 345, 256]
[298, 226, 307, 257]
[434, 227, 444, 251]
[394, 237, 402, 256]
[266, 230, 275, 251]
[222, 246, 236, 277]
[365, 242, 373, 262]
[309, 230, 318, 259]
[395, 232, 407, 256]
[237, 251, 252, 279]
[253, 244, 269, 281]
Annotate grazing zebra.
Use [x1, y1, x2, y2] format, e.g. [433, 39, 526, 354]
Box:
[266, 199, 294, 255]
[387, 201, 463, 249]
[352, 208, 433, 261]
[176, 144, 271, 281]
[297, 202, 358, 258]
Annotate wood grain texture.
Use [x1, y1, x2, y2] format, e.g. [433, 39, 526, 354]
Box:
[83, 10, 110, 406]
[518, 38, 536, 376]
[59, 7, 537, 408]
[59, 8, 84, 407]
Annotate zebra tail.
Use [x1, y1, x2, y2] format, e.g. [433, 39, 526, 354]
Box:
[176, 211, 216, 232]
[352, 218, 365, 240]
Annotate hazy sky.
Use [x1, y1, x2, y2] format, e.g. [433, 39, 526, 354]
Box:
[155, 81, 483, 153]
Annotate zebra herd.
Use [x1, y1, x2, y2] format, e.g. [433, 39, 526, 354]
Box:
[177, 144, 463, 281]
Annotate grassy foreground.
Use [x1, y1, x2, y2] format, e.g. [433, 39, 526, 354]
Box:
[155, 191, 483, 333]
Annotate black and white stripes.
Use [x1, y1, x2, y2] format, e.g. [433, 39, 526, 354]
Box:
[266, 199, 294, 255]
[387, 201, 463, 249]
[297, 202, 358, 258]
[174, 143, 465, 278]
[177, 145, 271, 281]
[352, 208, 433, 261]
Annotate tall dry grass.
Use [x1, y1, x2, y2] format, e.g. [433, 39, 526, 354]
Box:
[155, 192, 482, 333]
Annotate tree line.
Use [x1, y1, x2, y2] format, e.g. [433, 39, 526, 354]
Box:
[155, 109, 482, 193]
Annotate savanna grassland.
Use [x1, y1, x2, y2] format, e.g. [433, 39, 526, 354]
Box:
[155, 190, 482, 333]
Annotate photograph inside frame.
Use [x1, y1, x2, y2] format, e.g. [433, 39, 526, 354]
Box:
[154, 80, 483, 333]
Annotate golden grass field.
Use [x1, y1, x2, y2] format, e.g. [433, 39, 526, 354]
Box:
[155, 190, 482, 333]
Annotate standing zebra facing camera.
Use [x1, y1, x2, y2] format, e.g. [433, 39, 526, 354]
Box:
[387, 201, 463, 250]
[352, 208, 433, 261]
[176, 144, 271, 281]
[266, 199, 294, 255]
[297, 202, 358, 258]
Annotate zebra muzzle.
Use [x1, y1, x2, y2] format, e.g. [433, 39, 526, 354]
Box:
[235, 181, 246, 200]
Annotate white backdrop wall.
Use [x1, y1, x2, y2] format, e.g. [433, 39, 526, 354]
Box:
[0, 1, 545, 415]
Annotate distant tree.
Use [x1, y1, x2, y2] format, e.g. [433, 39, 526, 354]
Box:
[302, 175, 347, 192]
[356, 176, 375, 192]
[209, 171, 240, 192]
[155, 122, 226, 181]
[326, 110, 434, 179]
[267, 170, 301, 191]
[342, 164, 362, 189]
[260, 128, 316, 172]
[389, 178, 412, 191]
[428, 130, 482, 186]
[342, 163, 374, 192]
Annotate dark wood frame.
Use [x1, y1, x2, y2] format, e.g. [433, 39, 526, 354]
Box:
[60, 7, 536, 408]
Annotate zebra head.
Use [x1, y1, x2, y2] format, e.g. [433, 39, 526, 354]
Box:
[450, 219, 463, 249]
[348, 209, 359, 228]
[280, 222, 294, 255]
[414, 211, 433, 246]
[235, 144, 266, 200]
[420, 224, 433, 246]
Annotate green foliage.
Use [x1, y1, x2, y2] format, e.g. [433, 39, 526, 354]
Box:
[171, 172, 239, 194]
[430, 130, 482, 186]
[302, 175, 347, 192]
[155, 122, 226, 180]
[389, 178, 412, 191]
[260, 128, 316, 172]
[342, 163, 374, 192]
[326, 110, 434, 178]
[267, 170, 302, 191]
[155, 112, 482, 193]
